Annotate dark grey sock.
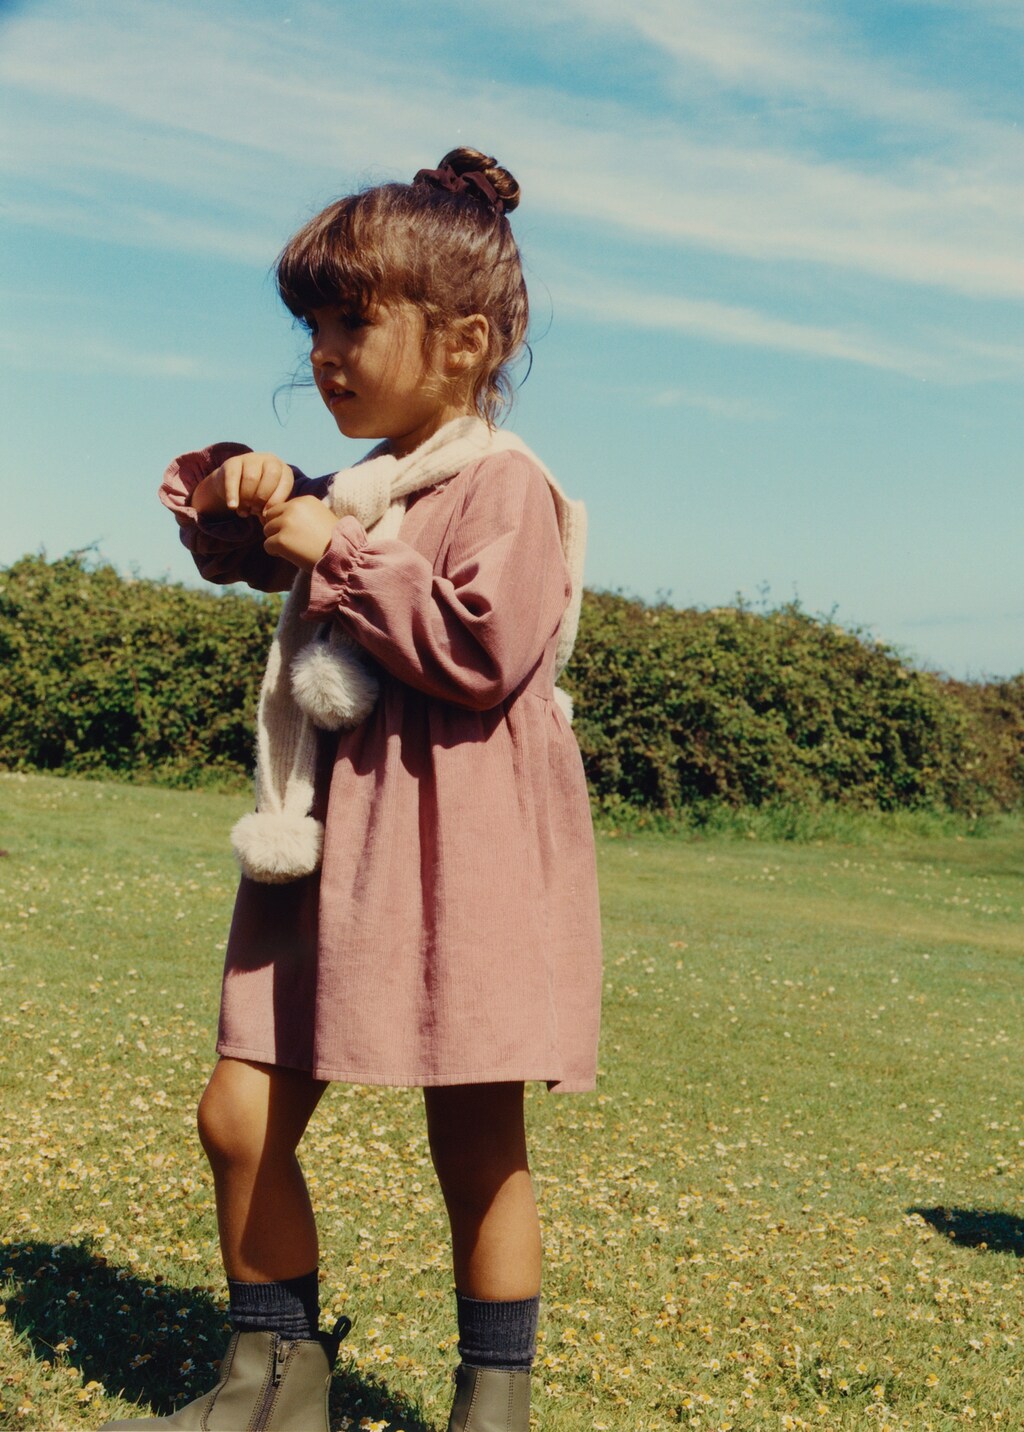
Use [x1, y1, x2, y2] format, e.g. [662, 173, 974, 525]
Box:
[228, 1269, 320, 1342]
[455, 1292, 539, 1372]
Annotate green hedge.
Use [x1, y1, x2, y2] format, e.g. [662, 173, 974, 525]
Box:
[0, 553, 280, 788]
[563, 593, 1021, 816]
[1, 554, 1021, 814]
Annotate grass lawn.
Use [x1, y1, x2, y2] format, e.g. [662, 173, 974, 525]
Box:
[1, 771, 1023, 1430]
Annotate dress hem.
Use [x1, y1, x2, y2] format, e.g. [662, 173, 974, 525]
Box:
[215, 1040, 596, 1093]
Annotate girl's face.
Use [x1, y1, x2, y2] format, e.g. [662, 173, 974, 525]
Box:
[308, 301, 467, 457]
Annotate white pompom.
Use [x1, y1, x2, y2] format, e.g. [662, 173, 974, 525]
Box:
[231, 811, 324, 883]
[291, 643, 379, 730]
[553, 685, 574, 723]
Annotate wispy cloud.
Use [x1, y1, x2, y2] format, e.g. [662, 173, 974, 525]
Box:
[543, 0, 1024, 147]
[2, 0, 1023, 304]
[0, 331, 235, 382]
[2, 0, 1023, 418]
[647, 389, 778, 422]
[2, 195, 277, 267]
[555, 276, 997, 381]
[908, 0, 1024, 34]
[527, 133, 1024, 300]
[1, 0, 1019, 681]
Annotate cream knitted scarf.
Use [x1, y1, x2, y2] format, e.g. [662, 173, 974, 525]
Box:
[231, 415, 587, 883]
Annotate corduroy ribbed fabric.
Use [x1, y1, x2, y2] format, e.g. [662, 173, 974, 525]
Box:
[168, 418, 587, 887]
[228, 1269, 320, 1341]
[455, 1292, 539, 1372]
[160, 446, 603, 1093]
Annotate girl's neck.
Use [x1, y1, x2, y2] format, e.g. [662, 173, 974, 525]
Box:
[388, 402, 478, 460]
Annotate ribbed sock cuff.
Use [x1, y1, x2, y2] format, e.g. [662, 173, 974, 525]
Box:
[228, 1269, 320, 1342]
[455, 1292, 539, 1372]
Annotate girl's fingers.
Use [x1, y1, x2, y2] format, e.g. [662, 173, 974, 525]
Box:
[260, 497, 335, 570]
[262, 502, 285, 533]
[264, 466, 295, 510]
[235, 459, 266, 514]
[198, 454, 291, 518]
[239, 458, 292, 515]
[222, 460, 245, 511]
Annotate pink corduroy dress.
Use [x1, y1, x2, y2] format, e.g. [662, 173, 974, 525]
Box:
[161, 441, 602, 1092]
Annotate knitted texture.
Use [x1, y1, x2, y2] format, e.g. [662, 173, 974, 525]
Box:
[228, 1270, 320, 1342]
[455, 1292, 539, 1372]
[232, 416, 587, 884]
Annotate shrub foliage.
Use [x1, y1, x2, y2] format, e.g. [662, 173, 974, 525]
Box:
[1, 554, 1020, 813]
[563, 593, 1021, 816]
[0, 553, 280, 788]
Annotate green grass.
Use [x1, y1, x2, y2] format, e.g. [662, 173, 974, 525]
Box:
[1, 772, 1023, 1430]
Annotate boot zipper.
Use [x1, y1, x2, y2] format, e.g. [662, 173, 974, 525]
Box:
[249, 1338, 288, 1432]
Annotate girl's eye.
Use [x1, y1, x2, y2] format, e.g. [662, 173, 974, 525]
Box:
[305, 310, 369, 342]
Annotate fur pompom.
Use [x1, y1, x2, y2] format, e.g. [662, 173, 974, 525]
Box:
[553, 685, 574, 723]
[231, 811, 324, 883]
[291, 642, 379, 730]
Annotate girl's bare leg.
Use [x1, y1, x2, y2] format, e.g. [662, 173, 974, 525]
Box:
[197, 1056, 328, 1282]
[424, 1081, 541, 1299]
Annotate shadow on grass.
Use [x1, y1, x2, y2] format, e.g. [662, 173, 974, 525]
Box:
[909, 1206, 1024, 1257]
[0, 1240, 433, 1431]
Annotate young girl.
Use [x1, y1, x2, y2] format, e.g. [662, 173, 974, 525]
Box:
[102, 147, 602, 1432]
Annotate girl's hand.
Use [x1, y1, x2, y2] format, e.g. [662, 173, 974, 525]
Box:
[192, 453, 294, 519]
[262, 496, 340, 572]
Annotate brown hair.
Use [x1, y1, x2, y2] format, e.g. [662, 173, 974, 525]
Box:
[276, 147, 529, 424]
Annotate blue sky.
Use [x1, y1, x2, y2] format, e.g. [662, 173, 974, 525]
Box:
[1, 0, 1021, 679]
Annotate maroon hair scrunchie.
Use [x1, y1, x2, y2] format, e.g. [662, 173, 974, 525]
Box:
[413, 162, 505, 218]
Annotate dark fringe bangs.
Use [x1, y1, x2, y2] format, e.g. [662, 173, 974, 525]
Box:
[275, 204, 383, 323]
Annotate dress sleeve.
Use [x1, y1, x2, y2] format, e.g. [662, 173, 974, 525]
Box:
[304, 452, 572, 710]
[159, 442, 332, 592]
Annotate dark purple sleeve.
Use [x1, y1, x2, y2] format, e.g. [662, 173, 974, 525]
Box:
[159, 442, 333, 592]
[303, 453, 571, 710]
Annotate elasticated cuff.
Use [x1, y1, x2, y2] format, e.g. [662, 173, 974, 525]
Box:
[304, 516, 369, 620]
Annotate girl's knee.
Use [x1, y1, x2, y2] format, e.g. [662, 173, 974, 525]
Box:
[197, 1072, 259, 1168]
[197, 1059, 272, 1168]
[198, 1058, 325, 1169]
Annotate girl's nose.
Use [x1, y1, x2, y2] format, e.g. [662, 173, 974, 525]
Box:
[310, 325, 342, 368]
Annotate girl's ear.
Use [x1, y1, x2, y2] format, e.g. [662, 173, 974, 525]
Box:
[444, 314, 489, 374]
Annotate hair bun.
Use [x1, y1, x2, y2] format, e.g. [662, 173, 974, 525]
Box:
[438, 147, 521, 214]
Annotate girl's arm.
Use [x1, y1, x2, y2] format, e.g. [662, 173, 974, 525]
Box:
[160, 442, 331, 591]
[303, 452, 571, 710]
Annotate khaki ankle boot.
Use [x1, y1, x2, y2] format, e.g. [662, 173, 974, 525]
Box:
[446, 1363, 531, 1432]
[100, 1317, 350, 1431]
